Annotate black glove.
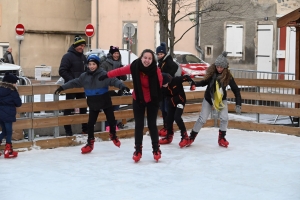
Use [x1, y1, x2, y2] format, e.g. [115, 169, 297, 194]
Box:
[118, 86, 130, 96]
[98, 74, 108, 81]
[54, 86, 63, 94]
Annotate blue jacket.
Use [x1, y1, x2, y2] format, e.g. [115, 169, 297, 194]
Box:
[0, 83, 22, 122]
[61, 67, 125, 110]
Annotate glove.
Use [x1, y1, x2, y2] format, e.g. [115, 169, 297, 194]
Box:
[235, 105, 241, 114]
[118, 86, 130, 96]
[190, 80, 196, 91]
[98, 74, 108, 81]
[54, 86, 63, 94]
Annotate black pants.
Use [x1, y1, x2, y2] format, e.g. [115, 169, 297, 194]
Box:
[166, 104, 186, 136]
[64, 92, 88, 134]
[159, 96, 169, 128]
[133, 99, 159, 146]
[87, 106, 116, 139]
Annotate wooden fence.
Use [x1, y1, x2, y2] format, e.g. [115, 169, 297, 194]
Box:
[2, 78, 300, 151]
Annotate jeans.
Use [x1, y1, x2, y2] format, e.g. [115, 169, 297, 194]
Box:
[192, 99, 228, 132]
[0, 121, 13, 144]
[132, 99, 159, 146]
[159, 97, 169, 128]
[166, 103, 186, 135]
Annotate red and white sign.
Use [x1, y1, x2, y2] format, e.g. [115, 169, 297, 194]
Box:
[15, 24, 25, 36]
[85, 23, 94, 37]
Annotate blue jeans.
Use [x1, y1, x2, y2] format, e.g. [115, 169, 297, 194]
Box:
[0, 121, 13, 144]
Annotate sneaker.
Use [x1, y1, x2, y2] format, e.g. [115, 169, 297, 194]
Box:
[4, 143, 18, 158]
[159, 134, 173, 144]
[218, 130, 229, 148]
[179, 132, 189, 148]
[158, 128, 167, 137]
[186, 130, 198, 147]
[109, 134, 121, 147]
[81, 138, 95, 154]
[152, 143, 161, 162]
[132, 145, 143, 162]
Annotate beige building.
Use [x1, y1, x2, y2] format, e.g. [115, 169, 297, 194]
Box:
[0, 0, 91, 77]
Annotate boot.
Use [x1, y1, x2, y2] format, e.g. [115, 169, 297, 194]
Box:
[158, 127, 167, 137]
[159, 133, 174, 144]
[132, 145, 143, 162]
[109, 134, 121, 147]
[186, 130, 198, 147]
[4, 143, 18, 158]
[81, 138, 95, 154]
[179, 132, 190, 148]
[152, 143, 162, 162]
[218, 130, 229, 148]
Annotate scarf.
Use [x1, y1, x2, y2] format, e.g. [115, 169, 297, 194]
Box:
[130, 59, 161, 106]
[106, 54, 122, 69]
[210, 73, 225, 111]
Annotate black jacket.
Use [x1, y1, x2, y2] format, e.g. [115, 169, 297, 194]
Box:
[3, 51, 14, 64]
[163, 75, 193, 107]
[158, 54, 178, 77]
[59, 46, 87, 83]
[195, 76, 242, 106]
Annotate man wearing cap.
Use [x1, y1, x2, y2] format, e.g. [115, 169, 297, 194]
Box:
[58, 35, 88, 136]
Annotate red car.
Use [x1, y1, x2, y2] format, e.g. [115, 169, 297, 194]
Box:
[174, 51, 210, 77]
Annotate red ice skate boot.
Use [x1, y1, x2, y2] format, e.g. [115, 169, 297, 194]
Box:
[132, 145, 143, 162]
[81, 138, 95, 154]
[186, 130, 198, 147]
[158, 127, 167, 137]
[152, 143, 162, 162]
[4, 143, 18, 158]
[179, 132, 190, 148]
[159, 133, 173, 144]
[218, 130, 229, 148]
[109, 134, 121, 147]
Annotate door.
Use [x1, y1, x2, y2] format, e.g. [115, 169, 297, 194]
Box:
[257, 25, 273, 77]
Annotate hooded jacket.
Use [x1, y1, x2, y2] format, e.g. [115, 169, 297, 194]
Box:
[61, 67, 125, 110]
[158, 54, 178, 77]
[59, 46, 87, 83]
[0, 82, 22, 122]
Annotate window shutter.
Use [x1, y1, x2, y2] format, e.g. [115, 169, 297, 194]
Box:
[225, 24, 243, 57]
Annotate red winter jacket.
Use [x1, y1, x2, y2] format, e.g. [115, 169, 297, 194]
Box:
[107, 64, 163, 103]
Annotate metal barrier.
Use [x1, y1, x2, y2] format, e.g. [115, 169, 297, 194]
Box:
[228, 69, 296, 124]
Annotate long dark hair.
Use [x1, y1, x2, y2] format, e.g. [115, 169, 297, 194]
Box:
[139, 49, 156, 66]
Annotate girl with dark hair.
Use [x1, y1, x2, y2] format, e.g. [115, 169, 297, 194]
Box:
[185, 51, 242, 148]
[98, 49, 163, 162]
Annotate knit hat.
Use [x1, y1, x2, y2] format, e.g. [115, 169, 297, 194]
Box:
[162, 73, 171, 85]
[87, 55, 100, 66]
[156, 42, 167, 55]
[73, 35, 86, 48]
[215, 51, 228, 68]
[109, 46, 120, 55]
[2, 72, 19, 84]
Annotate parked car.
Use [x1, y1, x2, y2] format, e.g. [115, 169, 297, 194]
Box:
[0, 58, 28, 85]
[85, 49, 138, 65]
[173, 51, 209, 77]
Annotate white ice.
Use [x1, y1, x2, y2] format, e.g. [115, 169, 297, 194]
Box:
[0, 126, 299, 200]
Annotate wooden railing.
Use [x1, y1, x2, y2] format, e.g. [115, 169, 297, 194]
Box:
[2, 78, 300, 150]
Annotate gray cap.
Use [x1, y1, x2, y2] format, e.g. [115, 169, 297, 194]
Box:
[215, 51, 228, 68]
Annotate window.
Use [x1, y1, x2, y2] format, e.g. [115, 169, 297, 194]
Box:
[0, 43, 9, 58]
[225, 24, 243, 57]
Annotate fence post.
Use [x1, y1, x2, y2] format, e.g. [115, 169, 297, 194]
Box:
[53, 93, 60, 137]
[256, 86, 260, 123]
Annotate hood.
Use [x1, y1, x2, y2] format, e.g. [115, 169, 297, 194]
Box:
[67, 45, 83, 56]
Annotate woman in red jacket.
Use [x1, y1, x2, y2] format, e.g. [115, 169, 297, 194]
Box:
[98, 49, 163, 162]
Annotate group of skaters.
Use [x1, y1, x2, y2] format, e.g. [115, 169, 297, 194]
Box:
[0, 36, 241, 161]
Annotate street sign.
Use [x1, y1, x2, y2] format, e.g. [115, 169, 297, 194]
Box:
[123, 23, 135, 37]
[85, 23, 94, 37]
[15, 24, 25, 36]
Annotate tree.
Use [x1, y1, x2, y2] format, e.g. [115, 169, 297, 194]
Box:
[147, 0, 245, 56]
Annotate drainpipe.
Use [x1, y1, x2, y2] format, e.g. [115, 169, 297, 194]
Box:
[96, 0, 99, 49]
[195, 0, 204, 59]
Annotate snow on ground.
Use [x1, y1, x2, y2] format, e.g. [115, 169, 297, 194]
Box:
[1, 127, 299, 200]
